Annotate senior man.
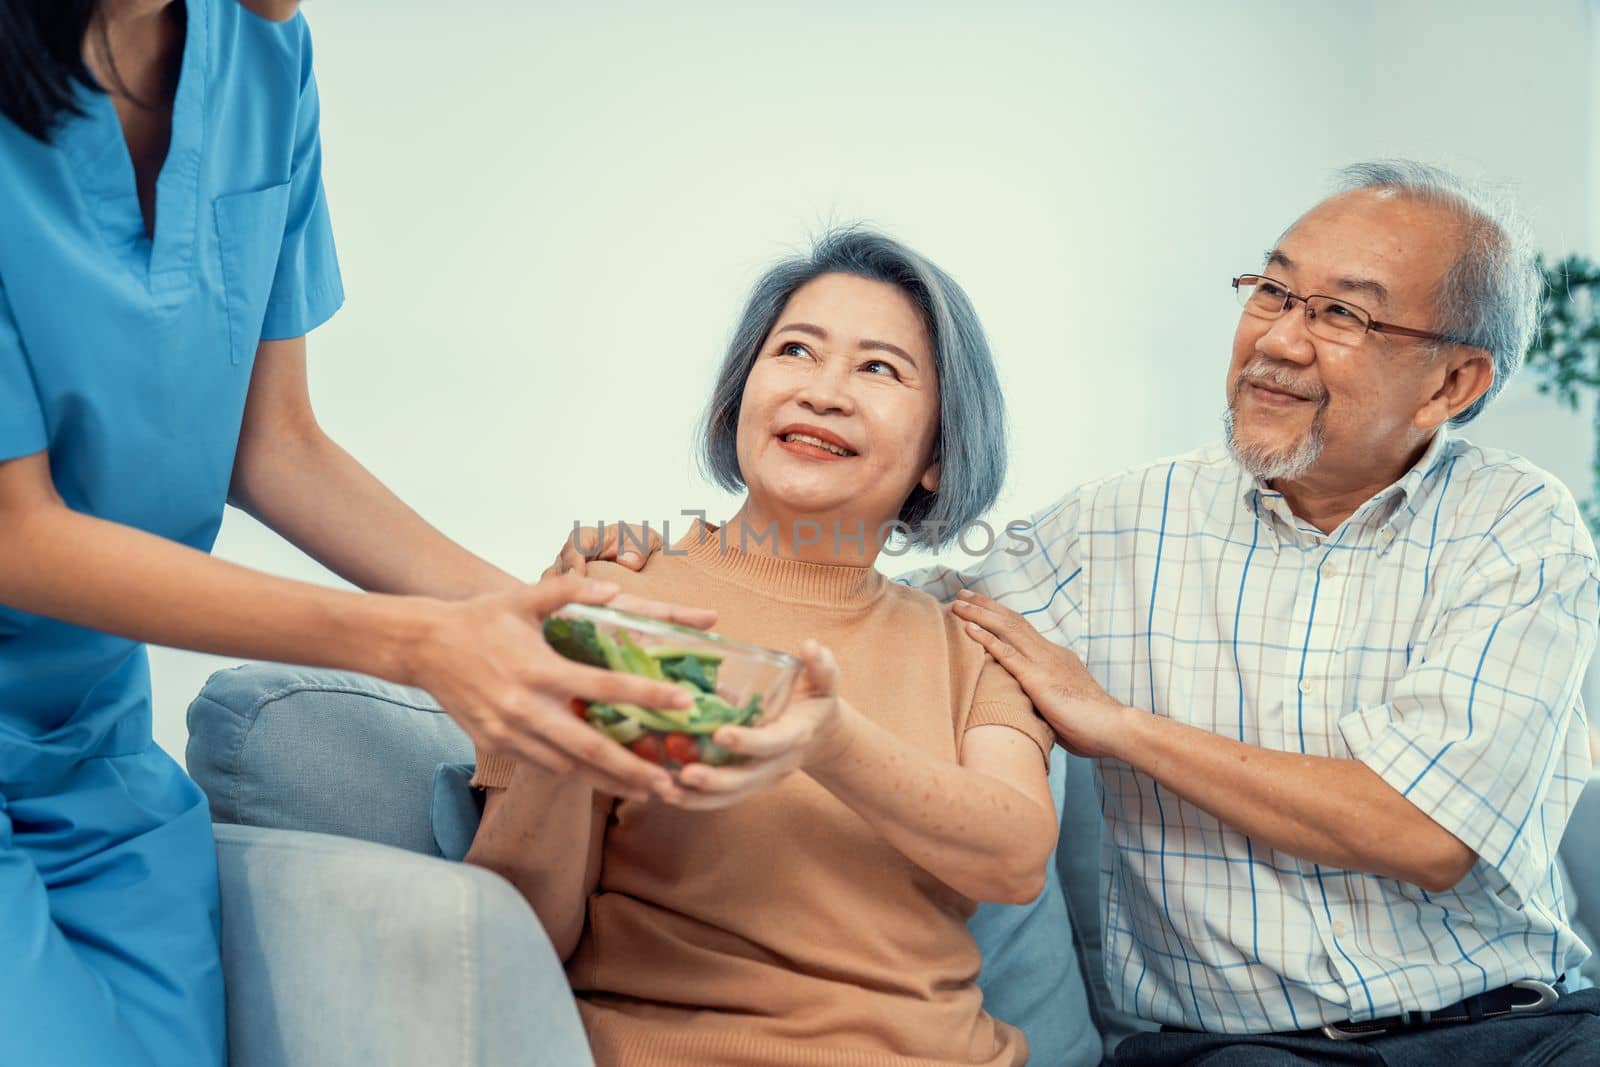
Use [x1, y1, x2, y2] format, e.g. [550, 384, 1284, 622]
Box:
[937, 160, 1599, 1064]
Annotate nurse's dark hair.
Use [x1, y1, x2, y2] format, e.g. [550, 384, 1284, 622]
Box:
[698, 226, 1008, 551]
[0, 0, 111, 143]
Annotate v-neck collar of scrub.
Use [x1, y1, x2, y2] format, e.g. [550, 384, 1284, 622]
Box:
[57, 0, 209, 298]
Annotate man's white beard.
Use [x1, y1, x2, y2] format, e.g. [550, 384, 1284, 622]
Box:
[1223, 406, 1326, 483]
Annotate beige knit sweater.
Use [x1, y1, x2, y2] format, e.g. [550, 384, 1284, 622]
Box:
[475, 523, 1054, 1067]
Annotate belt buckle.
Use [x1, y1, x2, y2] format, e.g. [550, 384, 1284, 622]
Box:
[1502, 979, 1561, 1016]
[1322, 979, 1561, 1041]
[1320, 1019, 1390, 1042]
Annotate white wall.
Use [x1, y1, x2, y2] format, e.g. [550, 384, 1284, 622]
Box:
[1371, 0, 1599, 711]
[1381, 1, 1594, 492]
[149, 1, 1597, 760]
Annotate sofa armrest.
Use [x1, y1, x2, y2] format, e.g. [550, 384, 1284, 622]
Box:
[214, 824, 592, 1067]
[188, 665, 473, 856]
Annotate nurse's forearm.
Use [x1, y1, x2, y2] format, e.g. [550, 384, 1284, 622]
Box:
[0, 492, 429, 682]
[230, 426, 518, 601]
[2, 448, 706, 799]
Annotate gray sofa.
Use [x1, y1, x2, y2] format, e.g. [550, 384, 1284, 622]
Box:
[185, 664, 1600, 1066]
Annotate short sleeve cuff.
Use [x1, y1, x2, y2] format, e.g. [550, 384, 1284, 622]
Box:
[1340, 703, 1540, 904]
[0, 415, 47, 462]
[967, 701, 1056, 767]
[470, 751, 519, 791]
[0, 298, 47, 460]
[260, 276, 345, 341]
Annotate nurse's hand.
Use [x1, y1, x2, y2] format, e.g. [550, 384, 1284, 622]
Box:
[547, 523, 661, 578]
[401, 573, 710, 801]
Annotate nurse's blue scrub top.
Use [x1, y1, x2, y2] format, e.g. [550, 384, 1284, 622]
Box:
[0, 0, 342, 785]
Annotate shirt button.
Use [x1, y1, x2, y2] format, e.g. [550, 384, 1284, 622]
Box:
[1299, 680, 1316, 695]
[1332, 920, 1347, 937]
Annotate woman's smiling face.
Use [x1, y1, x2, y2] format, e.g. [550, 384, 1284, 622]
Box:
[734, 272, 942, 534]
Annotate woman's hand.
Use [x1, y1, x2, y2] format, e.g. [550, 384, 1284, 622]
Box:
[547, 522, 662, 579]
[951, 589, 1127, 758]
[401, 573, 714, 801]
[669, 640, 857, 811]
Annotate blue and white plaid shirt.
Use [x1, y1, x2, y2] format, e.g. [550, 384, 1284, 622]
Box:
[913, 431, 1598, 1033]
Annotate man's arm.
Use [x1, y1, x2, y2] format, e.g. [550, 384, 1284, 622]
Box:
[954, 534, 1599, 897]
[952, 592, 1473, 889]
[1113, 709, 1474, 890]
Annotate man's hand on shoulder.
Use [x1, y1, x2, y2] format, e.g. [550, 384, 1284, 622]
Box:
[546, 522, 662, 580]
[952, 589, 1130, 758]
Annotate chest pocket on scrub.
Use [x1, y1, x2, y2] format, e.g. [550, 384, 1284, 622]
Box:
[213, 183, 291, 366]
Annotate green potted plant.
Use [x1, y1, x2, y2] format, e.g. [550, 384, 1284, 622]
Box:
[1523, 254, 1600, 530]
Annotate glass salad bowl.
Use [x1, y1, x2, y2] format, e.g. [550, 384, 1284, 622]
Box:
[543, 603, 802, 772]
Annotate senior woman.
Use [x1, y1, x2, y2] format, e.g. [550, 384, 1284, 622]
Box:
[466, 229, 1059, 1067]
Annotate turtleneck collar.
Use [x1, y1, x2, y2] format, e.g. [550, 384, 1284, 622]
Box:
[673, 521, 888, 609]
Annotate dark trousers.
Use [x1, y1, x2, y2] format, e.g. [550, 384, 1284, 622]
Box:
[1110, 987, 1600, 1067]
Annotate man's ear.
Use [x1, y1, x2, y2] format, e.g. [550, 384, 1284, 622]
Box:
[1415, 348, 1494, 430]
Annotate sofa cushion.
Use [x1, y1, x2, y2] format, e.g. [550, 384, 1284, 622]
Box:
[186, 664, 471, 857]
[214, 824, 594, 1067]
[191, 665, 1600, 1058]
[198, 665, 1108, 1063]
[969, 747, 1102, 1067]
[433, 762, 483, 860]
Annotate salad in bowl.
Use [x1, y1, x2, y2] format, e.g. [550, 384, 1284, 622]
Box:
[543, 604, 801, 772]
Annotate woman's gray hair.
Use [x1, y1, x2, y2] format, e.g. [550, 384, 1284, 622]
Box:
[1333, 159, 1542, 425]
[698, 226, 1005, 550]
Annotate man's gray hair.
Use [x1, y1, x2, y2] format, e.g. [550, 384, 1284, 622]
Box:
[698, 226, 1005, 550]
[1334, 159, 1542, 425]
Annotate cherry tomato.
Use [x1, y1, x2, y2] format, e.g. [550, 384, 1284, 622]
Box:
[664, 733, 701, 766]
[569, 698, 589, 721]
[629, 735, 665, 765]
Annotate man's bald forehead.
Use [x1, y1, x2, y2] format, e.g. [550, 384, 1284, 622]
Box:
[1283, 186, 1470, 244]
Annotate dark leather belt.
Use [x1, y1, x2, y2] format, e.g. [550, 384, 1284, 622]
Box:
[1314, 979, 1563, 1041]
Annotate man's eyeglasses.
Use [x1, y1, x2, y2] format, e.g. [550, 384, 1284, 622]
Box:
[1232, 274, 1475, 347]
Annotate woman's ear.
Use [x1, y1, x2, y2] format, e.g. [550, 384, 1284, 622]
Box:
[920, 459, 942, 494]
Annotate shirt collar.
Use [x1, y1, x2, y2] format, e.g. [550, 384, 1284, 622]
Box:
[1369, 428, 1454, 534]
[1237, 428, 1454, 548]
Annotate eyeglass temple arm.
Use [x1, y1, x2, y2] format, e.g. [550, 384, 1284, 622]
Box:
[1370, 320, 1477, 346]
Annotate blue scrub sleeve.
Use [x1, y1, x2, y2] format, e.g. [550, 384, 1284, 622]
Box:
[0, 281, 47, 462]
[260, 18, 344, 341]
